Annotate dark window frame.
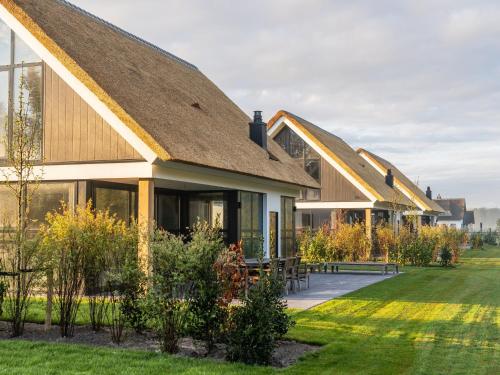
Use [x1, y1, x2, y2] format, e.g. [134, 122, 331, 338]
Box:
[238, 190, 264, 258]
[0, 25, 43, 161]
[280, 196, 296, 257]
[91, 181, 138, 225]
[274, 126, 321, 200]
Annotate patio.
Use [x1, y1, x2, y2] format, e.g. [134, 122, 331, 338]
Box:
[286, 272, 399, 309]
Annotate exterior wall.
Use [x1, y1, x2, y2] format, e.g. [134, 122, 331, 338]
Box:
[437, 220, 463, 228]
[320, 158, 370, 202]
[43, 64, 142, 163]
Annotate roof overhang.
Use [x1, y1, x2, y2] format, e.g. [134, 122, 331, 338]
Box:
[0, 0, 162, 164]
[357, 149, 439, 213]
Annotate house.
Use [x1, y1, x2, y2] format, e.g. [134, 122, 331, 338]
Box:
[357, 149, 445, 227]
[433, 197, 470, 228]
[267, 110, 413, 238]
[0, 0, 319, 261]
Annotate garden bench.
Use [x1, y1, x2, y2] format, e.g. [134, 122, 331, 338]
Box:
[326, 262, 399, 275]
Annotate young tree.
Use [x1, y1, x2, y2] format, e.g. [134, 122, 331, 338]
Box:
[0, 65, 44, 336]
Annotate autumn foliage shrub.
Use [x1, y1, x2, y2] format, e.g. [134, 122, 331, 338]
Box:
[298, 223, 370, 262]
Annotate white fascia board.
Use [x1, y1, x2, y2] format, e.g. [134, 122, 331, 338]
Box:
[0, 162, 153, 181]
[0, 5, 158, 163]
[268, 116, 378, 202]
[358, 152, 426, 211]
[296, 201, 374, 209]
[154, 161, 301, 196]
[403, 210, 425, 216]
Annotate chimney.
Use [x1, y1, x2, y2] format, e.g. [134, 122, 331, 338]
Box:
[426, 186, 432, 200]
[385, 169, 394, 188]
[249, 110, 267, 150]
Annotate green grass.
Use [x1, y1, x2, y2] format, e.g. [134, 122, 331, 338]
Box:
[1, 246, 499, 374]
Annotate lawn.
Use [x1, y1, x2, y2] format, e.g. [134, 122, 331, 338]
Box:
[1, 245, 499, 374]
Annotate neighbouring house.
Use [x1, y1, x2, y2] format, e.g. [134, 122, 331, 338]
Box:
[267, 110, 413, 239]
[434, 197, 471, 229]
[463, 211, 475, 231]
[357, 149, 445, 227]
[0, 0, 319, 260]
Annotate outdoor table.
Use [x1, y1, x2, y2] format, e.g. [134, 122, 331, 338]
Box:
[243, 258, 271, 269]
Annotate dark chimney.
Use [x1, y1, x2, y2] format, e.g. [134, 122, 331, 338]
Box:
[249, 111, 267, 150]
[426, 186, 432, 200]
[385, 169, 394, 188]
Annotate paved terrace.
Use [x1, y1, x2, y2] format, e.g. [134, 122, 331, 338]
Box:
[286, 272, 399, 309]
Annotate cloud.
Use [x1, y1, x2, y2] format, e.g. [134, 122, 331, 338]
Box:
[72, 0, 500, 207]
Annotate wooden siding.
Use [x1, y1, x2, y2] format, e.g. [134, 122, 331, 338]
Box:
[320, 158, 370, 202]
[43, 64, 143, 162]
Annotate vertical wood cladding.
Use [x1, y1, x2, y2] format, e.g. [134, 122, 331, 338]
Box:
[43, 64, 142, 162]
[320, 157, 369, 202]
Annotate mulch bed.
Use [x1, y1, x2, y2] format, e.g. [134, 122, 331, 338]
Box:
[0, 321, 320, 368]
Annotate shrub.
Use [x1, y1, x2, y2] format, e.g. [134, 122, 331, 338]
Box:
[297, 226, 329, 263]
[471, 233, 484, 250]
[119, 258, 147, 334]
[330, 223, 371, 262]
[184, 221, 227, 350]
[214, 241, 248, 305]
[394, 226, 434, 266]
[147, 230, 189, 353]
[41, 203, 135, 337]
[226, 266, 294, 365]
[439, 245, 453, 267]
[483, 230, 497, 246]
[40, 205, 90, 337]
[374, 225, 396, 262]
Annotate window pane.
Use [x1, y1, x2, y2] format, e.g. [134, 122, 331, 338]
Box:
[0, 185, 18, 228]
[188, 192, 226, 229]
[29, 183, 75, 227]
[14, 34, 40, 64]
[156, 193, 180, 232]
[240, 192, 252, 230]
[0, 20, 10, 65]
[13, 66, 42, 159]
[305, 159, 320, 182]
[95, 187, 132, 223]
[0, 71, 8, 158]
[289, 130, 304, 159]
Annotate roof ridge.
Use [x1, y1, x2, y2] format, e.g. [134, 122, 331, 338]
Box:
[56, 0, 198, 71]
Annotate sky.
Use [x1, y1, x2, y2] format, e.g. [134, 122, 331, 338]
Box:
[72, 0, 500, 208]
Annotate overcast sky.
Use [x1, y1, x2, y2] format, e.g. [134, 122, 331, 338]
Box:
[73, 0, 500, 208]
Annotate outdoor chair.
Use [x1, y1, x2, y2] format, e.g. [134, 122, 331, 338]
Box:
[284, 257, 296, 295]
[296, 259, 310, 290]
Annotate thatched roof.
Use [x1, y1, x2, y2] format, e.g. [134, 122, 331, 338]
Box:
[435, 198, 467, 221]
[357, 148, 445, 214]
[268, 110, 412, 205]
[2, 0, 318, 188]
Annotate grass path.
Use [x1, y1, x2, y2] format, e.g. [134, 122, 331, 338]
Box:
[1, 246, 499, 374]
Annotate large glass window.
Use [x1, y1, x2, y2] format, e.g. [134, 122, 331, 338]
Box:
[281, 196, 296, 257]
[94, 184, 137, 224]
[155, 193, 180, 233]
[240, 191, 263, 258]
[274, 126, 321, 197]
[0, 19, 42, 160]
[0, 182, 75, 229]
[188, 192, 228, 237]
[30, 183, 75, 227]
